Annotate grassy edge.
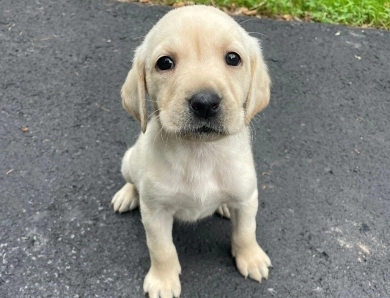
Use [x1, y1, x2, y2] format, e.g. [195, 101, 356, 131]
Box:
[118, 0, 390, 30]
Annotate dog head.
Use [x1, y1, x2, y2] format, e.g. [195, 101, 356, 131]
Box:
[121, 5, 270, 139]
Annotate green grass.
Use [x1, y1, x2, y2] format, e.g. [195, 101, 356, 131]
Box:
[187, 0, 390, 29]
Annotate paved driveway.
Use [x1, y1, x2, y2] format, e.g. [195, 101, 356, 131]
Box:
[1, 0, 389, 296]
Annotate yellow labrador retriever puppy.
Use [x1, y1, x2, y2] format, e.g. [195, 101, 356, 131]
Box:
[112, 5, 271, 298]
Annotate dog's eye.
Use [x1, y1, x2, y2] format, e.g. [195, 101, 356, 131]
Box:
[225, 52, 241, 66]
[156, 56, 175, 71]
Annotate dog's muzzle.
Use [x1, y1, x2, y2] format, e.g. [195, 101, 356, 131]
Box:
[177, 90, 226, 138]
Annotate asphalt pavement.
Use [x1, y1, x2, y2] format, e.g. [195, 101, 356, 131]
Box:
[1, 0, 390, 297]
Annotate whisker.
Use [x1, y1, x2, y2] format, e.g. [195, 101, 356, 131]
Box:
[249, 121, 256, 145]
[260, 110, 267, 122]
[238, 18, 255, 26]
[131, 35, 147, 41]
[153, 126, 163, 144]
[175, 131, 180, 143]
[163, 129, 169, 150]
[153, 115, 164, 144]
[246, 31, 269, 38]
[147, 109, 161, 121]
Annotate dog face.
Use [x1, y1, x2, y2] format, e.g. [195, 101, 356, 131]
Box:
[121, 6, 270, 139]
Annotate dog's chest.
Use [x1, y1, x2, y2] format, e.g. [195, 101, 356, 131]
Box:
[142, 131, 256, 222]
[156, 154, 247, 221]
[166, 169, 228, 221]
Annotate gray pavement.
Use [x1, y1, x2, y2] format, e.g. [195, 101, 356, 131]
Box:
[1, 0, 390, 297]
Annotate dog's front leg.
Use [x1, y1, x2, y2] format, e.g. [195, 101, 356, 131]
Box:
[230, 189, 272, 282]
[141, 201, 181, 298]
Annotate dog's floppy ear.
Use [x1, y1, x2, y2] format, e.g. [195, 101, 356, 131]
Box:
[121, 46, 147, 133]
[245, 38, 271, 125]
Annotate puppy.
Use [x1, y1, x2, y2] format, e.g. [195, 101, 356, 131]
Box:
[112, 5, 271, 298]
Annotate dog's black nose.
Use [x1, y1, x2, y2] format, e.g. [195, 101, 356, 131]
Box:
[189, 91, 221, 119]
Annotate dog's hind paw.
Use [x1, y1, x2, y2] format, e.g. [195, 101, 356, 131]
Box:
[216, 204, 231, 219]
[111, 183, 139, 213]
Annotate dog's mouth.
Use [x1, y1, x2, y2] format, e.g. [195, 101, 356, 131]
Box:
[178, 125, 226, 138]
[195, 126, 221, 134]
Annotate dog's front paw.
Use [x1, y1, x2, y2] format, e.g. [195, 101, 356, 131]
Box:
[233, 243, 272, 282]
[111, 183, 139, 213]
[143, 268, 181, 298]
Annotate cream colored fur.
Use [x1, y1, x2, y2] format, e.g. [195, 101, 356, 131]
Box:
[112, 5, 272, 298]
